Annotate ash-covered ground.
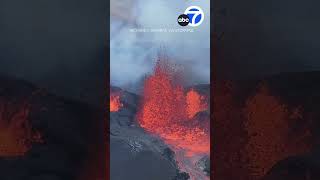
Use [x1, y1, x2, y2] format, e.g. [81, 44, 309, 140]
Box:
[110, 85, 210, 180]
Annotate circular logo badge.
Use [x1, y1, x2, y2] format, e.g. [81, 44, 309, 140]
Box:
[177, 14, 190, 26]
[184, 6, 204, 27]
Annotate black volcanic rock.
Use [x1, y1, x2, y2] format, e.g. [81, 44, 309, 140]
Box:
[173, 172, 190, 180]
[110, 86, 180, 180]
[196, 156, 210, 176]
[262, 154, 320, 180]
[110, 84, 211, 180]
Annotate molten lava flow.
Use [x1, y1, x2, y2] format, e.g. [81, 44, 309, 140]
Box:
[110, 93, 123, 112]
[0, 101, 42, 157]
[138, 59, 210, 179]
[186, 89, 207, 119]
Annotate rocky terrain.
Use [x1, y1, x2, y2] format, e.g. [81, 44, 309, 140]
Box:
[110, 86, 187, 180]
[110, 85, 210, 180]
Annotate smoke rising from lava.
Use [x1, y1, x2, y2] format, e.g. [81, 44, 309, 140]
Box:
[110, 0, 210, 91]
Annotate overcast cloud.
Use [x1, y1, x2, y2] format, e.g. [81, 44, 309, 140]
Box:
[110, 0, 210, 90]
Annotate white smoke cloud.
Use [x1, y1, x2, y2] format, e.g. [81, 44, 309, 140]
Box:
[110, 0, 210, 90]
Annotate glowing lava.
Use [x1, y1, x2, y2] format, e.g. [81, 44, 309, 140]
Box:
[138, 58, 210, 179]
[110, 93, 123, 112]
[186, 89, 207, 119]
[0, 101, 42, 157]
[244, 84, 311, 178]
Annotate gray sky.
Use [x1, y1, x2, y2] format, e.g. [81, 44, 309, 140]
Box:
[0, 0, 107, 105]
[215, 0, 320, 80]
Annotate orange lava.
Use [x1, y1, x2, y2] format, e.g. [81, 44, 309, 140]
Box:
[244, 84, 311, 178]
[110, 93, 122, 112]
[186, 89, 207, 119]
[0, 101, 42, 157]
[138, 59, 210, 157]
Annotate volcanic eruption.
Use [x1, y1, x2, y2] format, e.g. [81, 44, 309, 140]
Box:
[186, 89, 208, 119]
[243, 84, 311, 178]
[110, 92, 123, 112]
[0, 99, 42, 157]
[137, 57, 210, 179]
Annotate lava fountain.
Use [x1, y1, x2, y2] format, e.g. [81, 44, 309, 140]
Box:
[110, 92, 123, 112]
[186, 89, 208, 119]
[138, 58, 210, 180]
[0, 100, 42, 157]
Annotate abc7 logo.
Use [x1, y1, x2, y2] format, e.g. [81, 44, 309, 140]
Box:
[177, 14, 190, 26]
[178, 6, 204, 27]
